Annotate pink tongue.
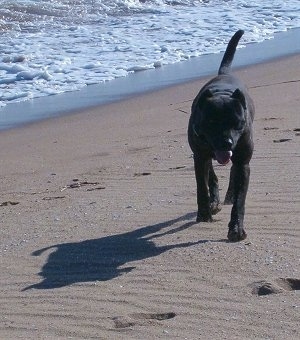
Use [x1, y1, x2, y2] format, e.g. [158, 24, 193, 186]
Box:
[215, 150, 232, 165]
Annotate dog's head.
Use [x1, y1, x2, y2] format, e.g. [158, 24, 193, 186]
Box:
[192, 88, 247, 164]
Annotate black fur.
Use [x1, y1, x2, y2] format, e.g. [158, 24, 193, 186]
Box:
[188, 30, 255, 242]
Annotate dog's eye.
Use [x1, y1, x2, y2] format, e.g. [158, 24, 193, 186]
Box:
[235, 120, 245, 130]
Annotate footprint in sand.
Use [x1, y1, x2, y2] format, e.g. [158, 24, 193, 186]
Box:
[251, 281, 283, 296]
[112, 312, 176, 329]
[273, 138, 292, 143]
[294, 128, 300, 136]
[0, 201, 20, 207]
[134, 172, 151, 177]
[251, 278, 300, 296]
[276, 278, 300, 291]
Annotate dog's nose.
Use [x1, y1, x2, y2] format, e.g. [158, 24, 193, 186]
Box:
[224, 138, 233, 150]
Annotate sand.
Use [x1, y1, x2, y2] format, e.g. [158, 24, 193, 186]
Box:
[0, 54, 300, 339]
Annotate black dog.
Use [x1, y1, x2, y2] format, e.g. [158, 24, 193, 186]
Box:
[188, 30, 254, 242]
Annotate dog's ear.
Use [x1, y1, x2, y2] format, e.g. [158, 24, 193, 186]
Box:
[193, 88, 213, 111]
[232, 89, 246, 110]
[201, 88, 213, 99]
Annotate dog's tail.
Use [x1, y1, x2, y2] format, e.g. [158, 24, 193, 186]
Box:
[218, 30, 244, 75]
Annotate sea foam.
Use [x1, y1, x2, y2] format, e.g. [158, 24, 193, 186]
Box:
[0, 0, 300, 107]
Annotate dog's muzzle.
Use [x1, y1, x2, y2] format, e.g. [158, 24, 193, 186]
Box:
[214, 137, 233, 165]
[193, 124, 233, 165]
[214, 150, 232, 165]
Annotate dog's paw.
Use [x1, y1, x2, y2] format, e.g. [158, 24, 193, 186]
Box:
[227, 224, 247, 242]
[210, 202, 222, 215]
[196, 213, 213, 223]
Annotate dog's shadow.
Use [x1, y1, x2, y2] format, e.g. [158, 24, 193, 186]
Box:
[24, 212, 223, 290]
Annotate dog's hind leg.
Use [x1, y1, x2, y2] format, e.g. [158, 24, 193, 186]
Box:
[208, 161, 221, 215]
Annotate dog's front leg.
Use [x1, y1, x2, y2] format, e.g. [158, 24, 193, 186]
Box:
[194, 155, 212, 222]
[227, 163, 250, 241]
[224, 165, 235, 205]
[208, 161, 221, 215]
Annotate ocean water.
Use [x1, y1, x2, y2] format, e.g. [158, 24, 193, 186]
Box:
[0, 0, 300, 109]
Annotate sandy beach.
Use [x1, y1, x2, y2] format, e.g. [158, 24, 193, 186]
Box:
[0, 54, 300, 339]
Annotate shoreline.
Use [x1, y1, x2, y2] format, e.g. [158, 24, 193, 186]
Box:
[0, 27, 300, 131]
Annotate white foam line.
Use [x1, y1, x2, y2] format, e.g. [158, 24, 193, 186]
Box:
[0, 28, 299, 131]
